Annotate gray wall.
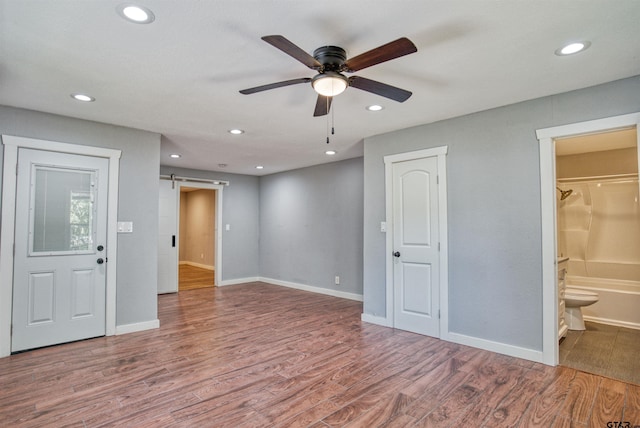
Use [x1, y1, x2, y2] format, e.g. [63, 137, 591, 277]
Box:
[363, 75, 640, 351]
[259, 157, 364, 295]
[159, 166, 260, 281]
[0, 105, 161, 326]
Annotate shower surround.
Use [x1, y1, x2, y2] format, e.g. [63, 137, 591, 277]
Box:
[557, 177, 640, 329]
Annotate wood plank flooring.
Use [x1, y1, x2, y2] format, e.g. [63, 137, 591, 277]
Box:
[179, 263, 214, 290]
[1, 282, 639, 427]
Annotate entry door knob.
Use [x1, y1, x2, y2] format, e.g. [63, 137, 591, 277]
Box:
[393, 251, 401, 257]
[97, 258, 104, 265]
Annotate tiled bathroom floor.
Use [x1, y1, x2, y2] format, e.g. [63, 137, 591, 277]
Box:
[560, 321, 640, 385]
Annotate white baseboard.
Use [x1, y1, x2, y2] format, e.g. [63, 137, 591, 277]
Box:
[361, 313, 392, 327]
[583, 315, 640, 330]
[361, 316, 544, 363]
[115, 319, 160, 335]
[218, 277, 260, 287]
[259, 277, 363, 302]
[444, 331, 544, 363]
[179, 261, 214, 271]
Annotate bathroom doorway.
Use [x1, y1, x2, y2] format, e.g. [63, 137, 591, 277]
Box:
[555, 127, 640, 384]
[537, 112, 640, 368]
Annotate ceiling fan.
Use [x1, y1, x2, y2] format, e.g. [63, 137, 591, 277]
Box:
[239, 35, 417, 117]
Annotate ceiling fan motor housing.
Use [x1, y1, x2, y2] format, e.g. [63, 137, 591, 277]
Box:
[313, 46, 347, 72]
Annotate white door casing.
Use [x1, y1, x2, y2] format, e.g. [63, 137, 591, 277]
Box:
[158, 179, 178, 293]
[12, 149, 108, 352]
[536, 112, 640, 366]
[384, 146, 448, 338]
[0, 135, 121, 358]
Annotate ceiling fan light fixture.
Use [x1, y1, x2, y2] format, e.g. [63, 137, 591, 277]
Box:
[312, 72, 348, 97]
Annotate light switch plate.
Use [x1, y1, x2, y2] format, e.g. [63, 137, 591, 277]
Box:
[117, 221, 133, 233]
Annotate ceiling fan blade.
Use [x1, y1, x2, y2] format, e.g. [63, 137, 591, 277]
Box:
[262, 35, 322, 70]
[343, 37, 417, 72]
[239, 77, 311, 95]
[348, 76, 412, 102]
[313, 95, 332, 117]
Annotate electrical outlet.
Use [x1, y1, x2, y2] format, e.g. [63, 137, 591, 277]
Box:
[335, 276, 340, 285]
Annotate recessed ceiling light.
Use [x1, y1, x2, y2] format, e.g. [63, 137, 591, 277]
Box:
[255, 165, 264, 170]
[229, 129, 244, 135]
[325, 150, 337, 155]
[555, 41, 591, 56]
[71, 93, 95, 102]
[117, 4, 155, 24]
[366, 104, 384, 111]
[169, 154, 181, 159]
[218, 163, 227, 168]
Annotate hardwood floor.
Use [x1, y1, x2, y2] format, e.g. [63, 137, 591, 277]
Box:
[1, 282, 639, 427]
[560, 321, 640, 386]
[179, 263, 214, 290]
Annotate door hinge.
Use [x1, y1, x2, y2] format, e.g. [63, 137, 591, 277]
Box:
[438, 310, 441, 319]
[438, 242, 440, 251]
[437, 175, 439, 184]
[10, 324, 13, 336]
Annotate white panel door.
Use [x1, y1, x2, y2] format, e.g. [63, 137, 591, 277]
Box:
[157, 179, 178, 293]
[12, 149, 108, 352]
[392, 156, 440, 337]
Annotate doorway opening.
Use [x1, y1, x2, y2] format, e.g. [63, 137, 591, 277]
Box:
[555, 128, 640, 385]
[158, 177, 224, 294]
[536, 112, 640, 367]
[179, 187, 217, 290]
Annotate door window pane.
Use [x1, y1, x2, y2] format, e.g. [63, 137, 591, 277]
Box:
[31, 167, 96, 254]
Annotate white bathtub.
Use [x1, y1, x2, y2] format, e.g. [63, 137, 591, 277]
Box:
[566, 275, 640, 330]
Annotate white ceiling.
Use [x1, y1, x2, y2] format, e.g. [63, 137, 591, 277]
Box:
[1, 1, 639, 176]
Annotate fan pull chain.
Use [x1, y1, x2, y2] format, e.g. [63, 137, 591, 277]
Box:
[331, 99, 335, 135]
[326, 96, 330, 144]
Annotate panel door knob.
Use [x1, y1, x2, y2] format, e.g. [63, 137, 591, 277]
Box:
[393, 251, 401, 257]
[97, 258, 104, 265]
[97, 245, 104, 252]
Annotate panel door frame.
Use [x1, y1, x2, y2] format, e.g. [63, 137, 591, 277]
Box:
[384, 146, 449, 338]
[1, 135, 121, 357]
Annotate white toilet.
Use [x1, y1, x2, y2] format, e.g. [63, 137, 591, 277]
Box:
[564, 287, 599, 330]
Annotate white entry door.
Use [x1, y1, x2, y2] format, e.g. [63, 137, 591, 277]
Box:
[12, 148, 108, 352]
[157, 179, 178, 293]
[392, 156, 440, 337]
